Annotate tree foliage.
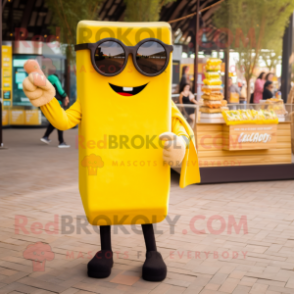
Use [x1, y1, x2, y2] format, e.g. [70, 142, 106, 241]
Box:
[124, 0, 176, 21]
[46, 0, 103, 61]
[213, 0, 294, 101]
[259, 44, 282, 72]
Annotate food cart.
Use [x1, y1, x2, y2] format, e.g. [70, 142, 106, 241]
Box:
[176, 103, 294, 184]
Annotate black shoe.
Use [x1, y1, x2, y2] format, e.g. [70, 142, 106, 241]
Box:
[142, 251, 167, 281]
[87, 250, 113, 278]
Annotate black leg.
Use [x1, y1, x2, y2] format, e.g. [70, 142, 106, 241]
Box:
[57, 130, 64, 144]
[44, 123, 55, 138]
[141, 224, 167, 282]
[142, 224, 157, 252]
[100, 225, 111, 250]
[87, 225, 113, 279]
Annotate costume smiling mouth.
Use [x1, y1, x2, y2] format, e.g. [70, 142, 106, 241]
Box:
[109, 83, 148, 96]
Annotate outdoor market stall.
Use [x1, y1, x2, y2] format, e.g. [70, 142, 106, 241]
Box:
[176, 103, 294, 184]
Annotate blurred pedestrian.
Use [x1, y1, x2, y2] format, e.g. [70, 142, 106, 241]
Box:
[266, 72, 274, 82]
[228, 77, 241, 103]
[263, 81, 274, 100]
[40, 74, 70, 148]
[179, 83, 197, 109]
[228, 77, 240, 95]
[253, 72, 266, 103]
[179, 83, 197, 125]
[179, 66, 191, 93]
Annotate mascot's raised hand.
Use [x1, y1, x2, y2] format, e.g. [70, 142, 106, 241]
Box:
[23, 60, 55, 107]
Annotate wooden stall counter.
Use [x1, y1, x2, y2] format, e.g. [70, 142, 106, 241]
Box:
[194, 122, 294, 183]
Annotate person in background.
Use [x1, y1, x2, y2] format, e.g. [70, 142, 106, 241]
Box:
[179, 66, 191, 93]
[237, 80, 243, 92]
[40, 74, 70, 148]
[266, 72, 274, 82]
[228, 77, 241, 95]
[179, 83, 197, 124]
[253, 72, 266, 103]
[179, 83, 198, 107]
[240, 81, 247, 102]
[263, 81, 274, 100]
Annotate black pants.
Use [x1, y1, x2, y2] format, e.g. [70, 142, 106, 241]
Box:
[100, 224, 156, 251]
[44, 123, 64, 144]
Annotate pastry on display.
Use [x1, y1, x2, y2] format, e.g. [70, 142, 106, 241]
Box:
[203, 99, 227, 109]
[200, 58, 226, 122]
[201, 92, 224, 100]
[222, 109, 278, 125]
[205, 59, 222, 71]
[200, 106, 228, 113]
[265, 98, 284, 104]
[201, 85, 222, 95]
[261, 97, 287, 118]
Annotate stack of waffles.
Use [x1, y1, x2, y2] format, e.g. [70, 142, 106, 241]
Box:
[200, 58, 227, 115]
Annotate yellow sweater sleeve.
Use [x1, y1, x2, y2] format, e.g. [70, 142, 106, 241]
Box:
[40, 98, 82, 131]
[172, 116, 189, 140]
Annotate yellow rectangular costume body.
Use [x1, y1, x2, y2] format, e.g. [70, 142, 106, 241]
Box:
[41, 21, 200, 226]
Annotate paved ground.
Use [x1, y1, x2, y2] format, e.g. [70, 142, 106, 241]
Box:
[1, 128, 294, 294]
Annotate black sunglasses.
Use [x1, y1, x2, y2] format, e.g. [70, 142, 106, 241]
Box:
[75, 38, 173, 77]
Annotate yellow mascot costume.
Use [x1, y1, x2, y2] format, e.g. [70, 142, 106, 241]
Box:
[23, 21, 200, 281]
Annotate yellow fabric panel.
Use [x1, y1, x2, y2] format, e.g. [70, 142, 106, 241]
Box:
[171, 101, 201, 188]
[172, 117, 189, 139]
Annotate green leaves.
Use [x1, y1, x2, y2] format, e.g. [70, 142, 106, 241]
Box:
[45, 0, 104, 61]
[213, 0, 294, 100]
[124, 0, 176, 21]
[46, 0, 175, 59]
